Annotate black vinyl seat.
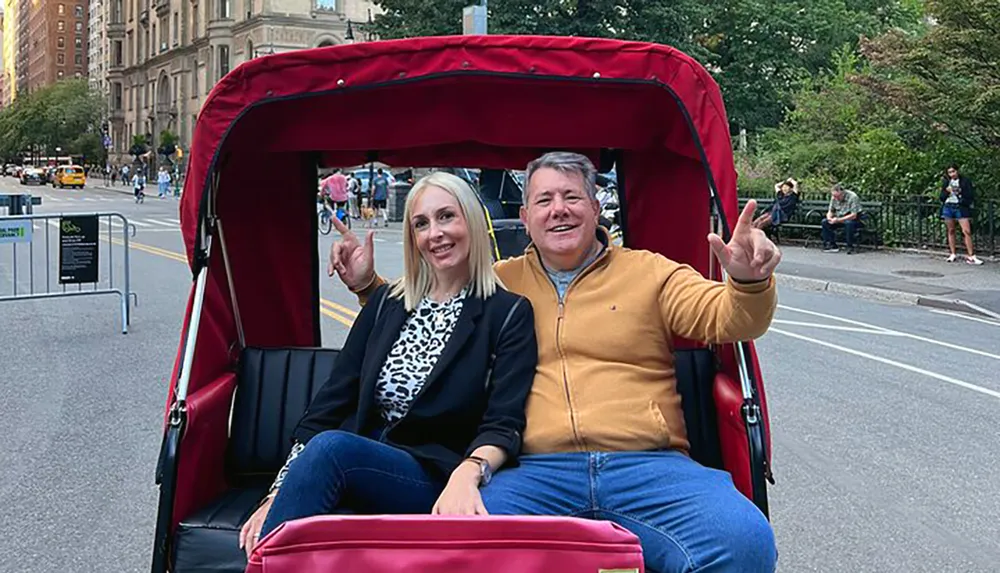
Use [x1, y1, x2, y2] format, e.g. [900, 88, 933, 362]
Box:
[170, 346, 722, 572]
[171, 347, 340, 573]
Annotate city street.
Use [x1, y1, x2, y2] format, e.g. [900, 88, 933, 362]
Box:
[1, 182, 998, 571]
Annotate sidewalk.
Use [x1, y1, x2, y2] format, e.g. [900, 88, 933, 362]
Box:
[776, 245, 1000, 319]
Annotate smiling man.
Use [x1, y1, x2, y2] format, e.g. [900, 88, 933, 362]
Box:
[330, 151, 782, 573]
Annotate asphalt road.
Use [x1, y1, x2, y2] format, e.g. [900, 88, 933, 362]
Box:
[1, 180, 998, 571]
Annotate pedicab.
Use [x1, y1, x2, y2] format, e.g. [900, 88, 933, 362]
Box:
[153, 34, 774, 573]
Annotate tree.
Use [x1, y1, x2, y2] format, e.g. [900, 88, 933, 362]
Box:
[371, 0, 922, 132]
[0, 79, 106, 161]
[858, 0, 1000, 150]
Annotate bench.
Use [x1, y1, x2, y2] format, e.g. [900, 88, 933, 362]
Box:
[169, 346, 736, 572]
[739, 198, 883, 248]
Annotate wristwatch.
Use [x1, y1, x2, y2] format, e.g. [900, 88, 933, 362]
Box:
[465, 456, 493, 487]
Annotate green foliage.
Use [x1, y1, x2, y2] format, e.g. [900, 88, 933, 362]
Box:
[371, 0, 921, 131]
[0, 80, 106, 161]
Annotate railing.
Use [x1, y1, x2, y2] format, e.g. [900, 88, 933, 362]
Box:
[739, 196, 999, 256]
[0, 212, 138, 333]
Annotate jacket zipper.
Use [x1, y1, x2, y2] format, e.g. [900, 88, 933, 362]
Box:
[555, 300, 583, 448]
[534, 242, 611, 451]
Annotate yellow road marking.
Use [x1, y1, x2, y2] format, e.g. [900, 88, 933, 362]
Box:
[321, 307, 354, 327]
[320, 298, 359, 317]
[114, 238, 356, 326]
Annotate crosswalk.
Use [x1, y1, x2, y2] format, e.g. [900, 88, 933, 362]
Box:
[38, 195, 132, 204]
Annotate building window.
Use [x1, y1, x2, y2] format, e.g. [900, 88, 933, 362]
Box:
[191, 60, 198, 97]
[112, 84, 123, 110]
[75, 4, 84, 17]
[218, 0, 230, 19]
[57, 53, 65, 64]
[75, 54, 83, 66]
[113, 41, 123, 66]
[75, 21, 83, 32]
[173, 12, 179, 45]
[58, 21, 65, 32]
[218, 45, 230, 79]
[314, 0, 335, 11]
[58, 37, 66, 48]
[58, 3, 66, 15]
[75, 37, 83, 49]
[192, 3, 199, 38]
[112, 0, 123, 23]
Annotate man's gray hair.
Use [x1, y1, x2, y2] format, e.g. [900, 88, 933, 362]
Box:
[523, 151, 599, 204]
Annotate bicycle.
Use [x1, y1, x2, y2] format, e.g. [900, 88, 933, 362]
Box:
[319, 201, 350, 235]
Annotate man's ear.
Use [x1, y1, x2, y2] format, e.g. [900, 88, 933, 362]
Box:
[519, 205, 529, 231]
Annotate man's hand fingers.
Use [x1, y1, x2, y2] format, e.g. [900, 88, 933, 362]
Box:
[759, 250, 782, 277]
[707, 233, 732, 268]
[364, 230, 375, 255]
[331, 214, 353, 237]
[734, 200, 756, 233]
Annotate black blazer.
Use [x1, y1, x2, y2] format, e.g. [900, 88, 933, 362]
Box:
[292, 284, 537, 481]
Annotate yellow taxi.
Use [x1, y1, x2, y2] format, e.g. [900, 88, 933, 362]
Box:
[52, 165, 87, 189]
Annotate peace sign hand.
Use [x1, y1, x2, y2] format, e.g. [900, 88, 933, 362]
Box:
[707, 199, 781, 283]
[327, 215, 376, 291]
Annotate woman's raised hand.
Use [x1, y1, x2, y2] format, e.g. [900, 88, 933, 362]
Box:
[328, 216, 376, 291]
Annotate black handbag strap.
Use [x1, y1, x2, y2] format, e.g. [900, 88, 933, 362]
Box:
[485, 298, 523, 389]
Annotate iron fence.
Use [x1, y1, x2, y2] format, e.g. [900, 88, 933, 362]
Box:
[739, 196, 999, 256]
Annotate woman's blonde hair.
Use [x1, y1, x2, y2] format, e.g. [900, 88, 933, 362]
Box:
[389, 171, 501, 311]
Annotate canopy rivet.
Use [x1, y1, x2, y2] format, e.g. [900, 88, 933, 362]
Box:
[398, 72, 406, 78]
[266, 90, 273, 96]
[593, 72, 601, 78]
[337, 79, 345, 86]
[462, 61, 470, 68]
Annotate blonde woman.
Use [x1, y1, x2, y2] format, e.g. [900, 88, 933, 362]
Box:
[239, 172, 537, 555]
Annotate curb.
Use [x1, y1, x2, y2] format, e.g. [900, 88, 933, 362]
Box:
[776, 273, 999, 320]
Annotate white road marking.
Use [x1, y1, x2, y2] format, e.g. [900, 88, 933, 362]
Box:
[778, 304, 893, 333]
[165, 218, 181, 225]
[145, 218, 176, 227]
[770, 327, 1000, 400]
[771, 319, 890, 335]
[779, 304, 1000, 360]
[929, 309, 1000, 328]
[129, 220, 153, 227]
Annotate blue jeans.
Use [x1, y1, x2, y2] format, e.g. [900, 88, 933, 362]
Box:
[821, 218, 858, 248]
[481, 452, 776, 573]
[259, 430, 444, 538]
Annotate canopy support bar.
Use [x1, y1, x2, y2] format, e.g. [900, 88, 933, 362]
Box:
[217, 220, 245, 352]
[613, 150, 629, 247]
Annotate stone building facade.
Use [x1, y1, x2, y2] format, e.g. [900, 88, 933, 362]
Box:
[107, 0, 377, 166]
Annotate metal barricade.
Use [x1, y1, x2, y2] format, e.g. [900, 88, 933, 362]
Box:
[0, 212, 137, 334]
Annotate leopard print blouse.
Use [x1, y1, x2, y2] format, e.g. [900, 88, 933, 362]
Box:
[269, 288, 467, 493]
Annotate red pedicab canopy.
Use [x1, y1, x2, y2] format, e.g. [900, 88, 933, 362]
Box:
[168, 34, 743, 528]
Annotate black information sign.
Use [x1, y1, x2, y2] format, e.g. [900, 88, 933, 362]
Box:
[59, 215, 100, 284]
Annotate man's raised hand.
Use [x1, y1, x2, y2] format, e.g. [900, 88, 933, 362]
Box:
[707, 199, 781, 283]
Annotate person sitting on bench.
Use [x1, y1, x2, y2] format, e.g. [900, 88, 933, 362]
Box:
[753, 178, 800, 230]
[238, 172, 537, 557]
[822, 183, 862, 254]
